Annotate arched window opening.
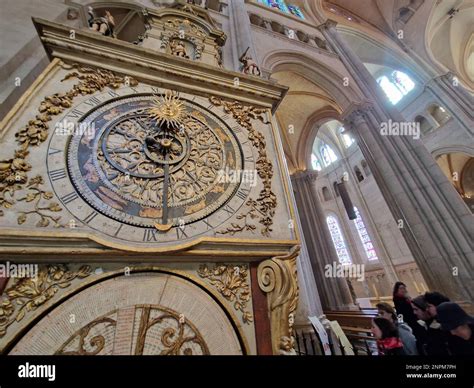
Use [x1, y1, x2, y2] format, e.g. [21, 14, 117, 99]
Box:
[353, 207, 378, 261]
[428, 104, 451, 126]
[333, 182, 340, 197]
[398, 7, 414, 23]
[340, 127, 355, 148]
[415, 115, 433, 135]
[326, 215, 352, 265]
[320, 144, 338, 167]
[311, 154, 322, 171]
[354, 166, 364, 182]
[322, 186, 332, 201]
[377, 70, 415, 105]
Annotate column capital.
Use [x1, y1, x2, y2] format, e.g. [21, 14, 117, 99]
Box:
[317, 19, 338, 32]
[341, 102, 373, 126]
[291, 169, 319, 184]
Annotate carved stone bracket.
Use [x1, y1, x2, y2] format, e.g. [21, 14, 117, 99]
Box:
[257, 246, 300, 355]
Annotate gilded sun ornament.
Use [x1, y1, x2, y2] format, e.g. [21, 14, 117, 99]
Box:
[147, 90, 187, 130]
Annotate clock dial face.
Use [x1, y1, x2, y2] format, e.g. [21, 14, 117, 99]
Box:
[47, 86, 256, 246]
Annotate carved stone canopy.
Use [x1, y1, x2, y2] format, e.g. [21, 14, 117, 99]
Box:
[33, 18, 287, 113]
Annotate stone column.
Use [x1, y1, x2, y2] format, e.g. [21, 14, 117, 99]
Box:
[228, 0, 260, 71]
[292, 170, 356, 310]
[289, 181, 324, 324]
[343, 108, 474, 304]
[318, 19, 473, 306]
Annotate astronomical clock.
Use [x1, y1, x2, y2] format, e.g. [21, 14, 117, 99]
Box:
[0, 3, 299, 356]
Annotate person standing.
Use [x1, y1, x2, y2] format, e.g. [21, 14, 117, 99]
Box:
[392, 282, 418, 332]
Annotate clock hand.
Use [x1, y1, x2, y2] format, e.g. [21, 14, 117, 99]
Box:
[162, 152, 170, 225]
[154, 134, 174, 232]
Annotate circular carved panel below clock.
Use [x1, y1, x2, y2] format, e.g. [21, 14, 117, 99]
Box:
[9, 273, 244, 355]
[46, 86, 256, 247]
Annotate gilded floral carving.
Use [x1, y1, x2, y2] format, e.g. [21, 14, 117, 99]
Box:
[210, 97, 277, 237]
[0, 62, 138, 227]
[0, 265, 92, 338]
[197, 264, 253, 324]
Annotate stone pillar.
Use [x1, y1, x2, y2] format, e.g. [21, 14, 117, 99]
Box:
[228, 0, 260, 70]
[289, 182, 324, 324]
[291, 170, 356, 310]
[318, 19, 473, 306]
[343, 108, 474, 304]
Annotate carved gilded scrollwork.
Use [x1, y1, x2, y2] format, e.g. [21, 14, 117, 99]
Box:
[56, 316, 117, 355]
[0, 265, 92, 338]
[197, 264, 253, 324]
[257, 246, 300, 355]
[135, 305, 209, 355]
[0, 62, 138, 226]
[210, 97, 277, 237]
[56, 305, 209, 355]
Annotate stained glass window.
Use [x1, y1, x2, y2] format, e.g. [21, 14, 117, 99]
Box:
[258, 0, 289, 13]
[320, 144, 338, 167]
[258, 0, 305, 19]
[288, 5, 305, 19]
[311, 154, 322, 171]
[326, 215, 352, 265]
[377, 70, 415, 105]
[353, 207, 378, 261]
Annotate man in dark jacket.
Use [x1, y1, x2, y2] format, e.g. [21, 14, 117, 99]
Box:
[437, 302, 474, 355]
[411, 295, 451, 355]
[424, 291, 450, 319]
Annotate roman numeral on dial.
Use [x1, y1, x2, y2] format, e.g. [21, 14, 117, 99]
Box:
[143, 229, 158, 242]
[61, 192, 79, 205]
[83, 211, 98, 224]
[236, 187, 251, 201]
[49, 168, 67, 182]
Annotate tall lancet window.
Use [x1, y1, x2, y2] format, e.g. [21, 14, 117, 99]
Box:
[320, 144, 338, 167]
[377, 70, 415, 105]
[326, 215, 352, 265]
[353, 207, 378, 261]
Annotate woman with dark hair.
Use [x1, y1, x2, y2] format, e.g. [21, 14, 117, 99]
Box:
[372, 317, 406, 355]
[376, 302, 418, 355]
[392, 282, 418, 332]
